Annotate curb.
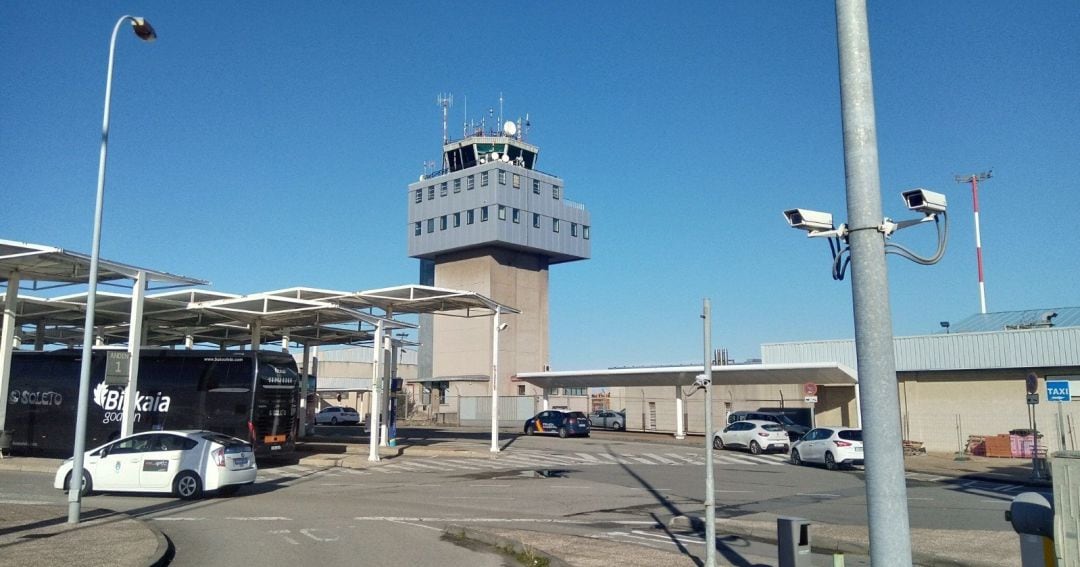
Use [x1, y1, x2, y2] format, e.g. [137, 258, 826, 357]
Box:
[145, 522, 172, 567]
[443, 524, 571, 567]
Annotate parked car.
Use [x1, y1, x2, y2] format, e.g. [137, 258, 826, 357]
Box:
[315, 406, 361, 425]
[524, 410, 591, 438]
[54, 430, 256, 499]
[790, 427, 863, 470]
[727, 410, 810, 442]
[589, 409, 626, 430]
[713, 420, 790, 454]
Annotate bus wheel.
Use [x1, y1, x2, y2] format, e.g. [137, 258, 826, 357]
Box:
[174, 471, 203, 500]
[66, 470, 93, 497]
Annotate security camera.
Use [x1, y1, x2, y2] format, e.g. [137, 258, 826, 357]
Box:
[784, 208, 834, 232]
[694, 374, 711, 387]
[902, 188, 947, 214]
[497, 323, 509, 331]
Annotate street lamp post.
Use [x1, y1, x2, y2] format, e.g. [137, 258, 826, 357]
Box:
[491, 307, 507, 453]
[69, 15, 156, 525]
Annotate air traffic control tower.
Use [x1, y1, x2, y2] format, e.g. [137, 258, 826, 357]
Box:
[407, 109, 590, 400]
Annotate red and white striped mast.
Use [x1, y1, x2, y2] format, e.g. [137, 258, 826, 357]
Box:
[955, 170, 992, 314]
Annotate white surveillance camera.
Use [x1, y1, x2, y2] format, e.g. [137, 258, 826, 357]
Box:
[902, 188, 947, 214]
[784, 208, 834, 232]
[497, 323, 509, 331]
[694, 374, 711, 387]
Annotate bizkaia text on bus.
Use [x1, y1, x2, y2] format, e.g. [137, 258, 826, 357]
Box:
[93, 381, 172, 424]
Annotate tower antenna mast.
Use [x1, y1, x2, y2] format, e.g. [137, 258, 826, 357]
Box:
[954, 169, 993, 314]
[437, 93, 453, 145]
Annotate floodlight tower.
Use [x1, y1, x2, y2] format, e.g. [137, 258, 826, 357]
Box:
[954, 170, 992, 314]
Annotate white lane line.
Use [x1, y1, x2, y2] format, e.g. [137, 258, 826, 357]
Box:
[907, 497, 935, 501]
[715, 489, 754, 494]
[353, 516, 591, 524]
[796, 493, 841, 498]
[388, 519, 443, 531]
[469, 484, 512, 488]
[630, 487, 673, 491]
[574, 452, 601, 463]
[0, 500, 55, 505]
[225, 517, 292, 521]
[153, 517, 205, 521]
[437, 496, 517, 500]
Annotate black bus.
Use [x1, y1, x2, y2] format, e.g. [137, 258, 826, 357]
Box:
[5, 349, 300, 458]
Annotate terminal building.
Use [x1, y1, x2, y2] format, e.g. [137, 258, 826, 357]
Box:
[406, 110, 591, 418]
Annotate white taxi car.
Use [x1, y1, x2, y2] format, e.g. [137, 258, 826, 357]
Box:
[55, 430, 256, 499]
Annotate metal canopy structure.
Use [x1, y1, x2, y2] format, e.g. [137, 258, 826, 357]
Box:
[0, 239, 205, 290]
[515, 363, 859, 440]
[514, 362, 858, 389]
[356, 284, 521, 316]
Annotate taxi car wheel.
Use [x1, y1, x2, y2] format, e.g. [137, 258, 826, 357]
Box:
[558, 427, 569, 439]
[749, 441, 762, 455]
[825, 452, 838, 471]
[174, 471, 203, 500]
[65, 470, 93, 497]
[713, 436, 724, 450]
[790, 449, 803, 466]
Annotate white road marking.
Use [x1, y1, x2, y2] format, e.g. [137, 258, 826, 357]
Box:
[796, 493, 841, 498]
[300, 528, 339, 542]
[269, 529, 299, 545]
[641, 453, 679, 465]
[153, 517, 205, 521]
[388, 519, 443, 531]
[225, 516, 292, 521]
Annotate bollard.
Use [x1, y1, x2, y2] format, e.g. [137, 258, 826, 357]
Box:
[777, 516, 812, 567]
[1005, 492, 1055, 566]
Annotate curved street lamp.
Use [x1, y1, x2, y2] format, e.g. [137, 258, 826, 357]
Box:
[70, 15, 157, 525]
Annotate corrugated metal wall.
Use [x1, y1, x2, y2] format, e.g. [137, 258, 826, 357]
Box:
[762, 327, 1080, 372]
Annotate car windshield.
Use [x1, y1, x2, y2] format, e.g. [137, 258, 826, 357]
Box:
[762, 424, 786, 432]
[838, 429, 863, 441]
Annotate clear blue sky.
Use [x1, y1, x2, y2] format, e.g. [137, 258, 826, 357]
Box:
[2, 2, 1077, 370]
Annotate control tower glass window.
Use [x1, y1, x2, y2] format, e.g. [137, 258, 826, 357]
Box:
[414, 222, 421, 236]
[553, 186, 561, 200]
[454, 179, 461, 193]
[427, 219, 434, 233]
[440, 215, 447, 230]
[553, 219, 560, 233]
[571, 223, 578, 237]
[467, 209, 475, 224]
[453, 212, 461, 227]
[427, 186, 434, 200]
[481, 206, 489, 222]
[584, 226, 590, 239]
[498, 170, 506, 185]
[498, 205, 506, 220]
[532, 179, 540, 195]
[414, 188, 422, 203]
[440, 182, 448, 197]
[512, 208, 520, 223]
[467, 175, 475, 190]
[512, 174, 520, 189]
[532, 213, 540, 228]
[481, 172, 489, 187]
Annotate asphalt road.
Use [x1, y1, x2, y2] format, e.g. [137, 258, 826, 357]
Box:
[0, 429, 1030, 566]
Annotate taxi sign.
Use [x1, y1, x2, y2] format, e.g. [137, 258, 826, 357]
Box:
[1047, 380, 1071, 402]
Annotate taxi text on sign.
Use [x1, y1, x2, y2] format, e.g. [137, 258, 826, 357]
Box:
[1046, 380, 1078, 402]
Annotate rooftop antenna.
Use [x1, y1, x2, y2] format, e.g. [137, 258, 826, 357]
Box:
[436, 93, 453, 144]
[498, 92, 504, 132]
[524, 113, 531, 141]
[462, 95, 468, 138]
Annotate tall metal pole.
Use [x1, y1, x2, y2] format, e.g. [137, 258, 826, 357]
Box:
[702, 299, 716, 567]
[834, 1, 912, 563]
[490, 306, 501, 453]
[70, 15, 155, 525]
[955, 171, 991, 314]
